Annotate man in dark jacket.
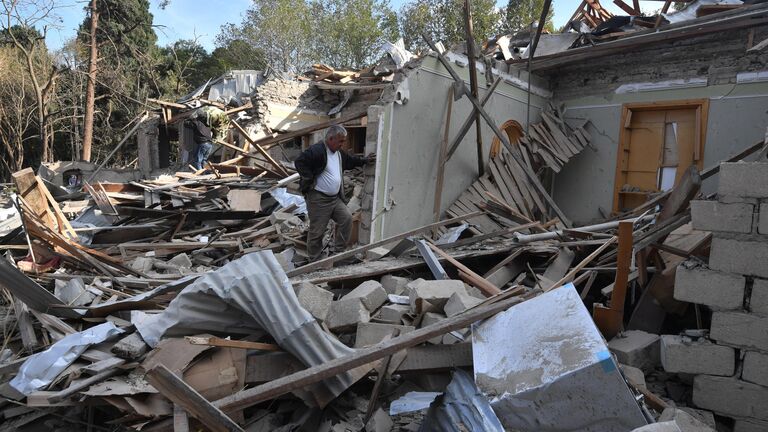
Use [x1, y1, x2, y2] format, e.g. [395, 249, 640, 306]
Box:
[189, 116, 213, 170]
[294, 125, 373, 262]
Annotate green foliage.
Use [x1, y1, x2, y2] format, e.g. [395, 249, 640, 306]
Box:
[398, 0, 502, 52]
[216, 0, 399, 72]
[501, 0, 555, 34]
[0, 25, 42, 48]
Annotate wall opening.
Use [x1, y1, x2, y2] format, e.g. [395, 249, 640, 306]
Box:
[490, 119, 524, 159]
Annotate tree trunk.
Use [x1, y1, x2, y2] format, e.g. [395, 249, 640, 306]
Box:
[82, 0, 99, 162]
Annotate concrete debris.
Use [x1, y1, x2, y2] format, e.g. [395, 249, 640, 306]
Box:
[295, 282, 334, 322]
[342, 280, 387, 312]
[609, 330, 661, 372]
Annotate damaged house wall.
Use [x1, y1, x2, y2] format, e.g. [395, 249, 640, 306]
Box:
[547, 26, 768, 224]
[364, 55, 551, 241]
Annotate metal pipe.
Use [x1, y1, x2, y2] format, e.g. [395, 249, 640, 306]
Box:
[513, 214, 656, 244]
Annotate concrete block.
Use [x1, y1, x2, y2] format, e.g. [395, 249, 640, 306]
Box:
[658, 408, 716, 431]
[342, 280, 387, 312]
[408, 279, 467, 310]
[750, 278, 768, 315]
[734, 418, 768, 432]
[378, 304, 410, 323]
[380, 275, 410, 295]
[365, 247, 389, 260]
[325, 298, 370, 332]
[421, 312, 446, 344]
[718, 162, 768, 198]
[710, 237, 768, 278]
[678, 408, 716, 430]
[296, 282, 333, 322]
[365, 407, 393, 432]
[674, 261, 745, 310]
[759, 203, 768, 235]
[443, 292, 482, 317]
[168, 253, 192, 269]
[354, 322, 414, 347]
[711, 311, 768, 351]
[129, 256, 154, 273]
[111, 332, 148, 360]
[743, 351, 768, 387]
[691, 200, 753, 234]
[660, 335, 735, 376]
[693, 375, 768, 421]
[608, 330, 660, 371]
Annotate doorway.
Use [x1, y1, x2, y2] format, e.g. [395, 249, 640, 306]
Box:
[613, 100, 708, 213]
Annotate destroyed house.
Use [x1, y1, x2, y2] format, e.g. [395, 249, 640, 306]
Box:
[4, 2, 768, 431]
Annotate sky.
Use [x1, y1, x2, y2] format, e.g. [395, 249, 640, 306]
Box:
[43, 0, 633, 53]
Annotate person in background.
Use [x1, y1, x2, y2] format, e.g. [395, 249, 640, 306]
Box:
[294, 125, 375, 262]
[189, 115, 213, 170]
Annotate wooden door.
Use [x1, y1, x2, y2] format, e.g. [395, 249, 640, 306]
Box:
[614, 101, 707, 213]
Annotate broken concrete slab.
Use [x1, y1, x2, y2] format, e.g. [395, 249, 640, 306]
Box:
[365, 408, 394, 432]
[473, 284, 648, 431]
[660, 335, 735, 376]
[408, 279, 467, 310]
[325, 298, 371, 332]
[421, 312, 446, 345]
[365, 246, 390, 261]
[354, 322, 414, 348]
[674, 260, 745, 310]
[443, 292, 482, 317]
[168, 253, 193, 269]
[342, 280, 387, 312]
[608, 330, 661, 372]
[296, 282, 333, 322]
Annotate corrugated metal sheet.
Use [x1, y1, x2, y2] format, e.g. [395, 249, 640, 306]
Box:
[420, 369, 504, 432]
[134, 251, 365, 407]
[207, 70, 264, 104]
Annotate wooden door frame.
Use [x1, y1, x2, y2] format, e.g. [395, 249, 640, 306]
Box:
[612, 98, 710, 213]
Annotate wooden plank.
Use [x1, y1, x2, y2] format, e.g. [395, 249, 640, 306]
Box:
[230, 121, 289, 177]
[487, 157, 521, 212]
[287, 211, 485, 277]
[0, 259, 81, 318]
[213, 294, 526, 412]
[248, 110, 366, 150]
[13, 168, 54, 228]
[185, 336, 281, 352]
[547, 237, 618, 291]
[433, 87, 454, 224]
[12, 298, 38, 350]
[592, 221, 634, 339]
[427, 242, 501, 296]
[146, 364, 244, 432]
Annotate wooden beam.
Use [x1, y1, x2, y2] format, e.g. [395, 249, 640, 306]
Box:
[146, 364, 244, 432]
[592, 221, 633, 339]
[287, 211, 485, 277]
[248, 110, 367, 150]
[463, 0, 484, 177]
[185, 336, 281, 352]
[213, 294, 526, 413]
[433, 87, 454, 225]
[427, 242, 501, 296]
[230, 121, 289, 177]
[445, 77, 501, 161]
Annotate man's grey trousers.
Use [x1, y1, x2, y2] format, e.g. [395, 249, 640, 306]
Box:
[306, 190, 352, 262]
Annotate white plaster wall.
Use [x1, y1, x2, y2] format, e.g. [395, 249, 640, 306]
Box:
[370, 56, 549, 240]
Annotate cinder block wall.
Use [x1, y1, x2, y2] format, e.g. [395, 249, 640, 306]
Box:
[664, 162, 768, 431]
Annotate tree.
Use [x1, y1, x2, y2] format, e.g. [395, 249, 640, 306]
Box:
[398, 0, 501, 52]
[500, 0, 555, 34]
[0, 46, 36, 178]
[313, 0, 399, 69]
[217, 0, 313, 73]
[82, 0, 98, 161]
[217, 0, 399, 72]
[76, 0, 157, 164]
[1, 0, 61, 163]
